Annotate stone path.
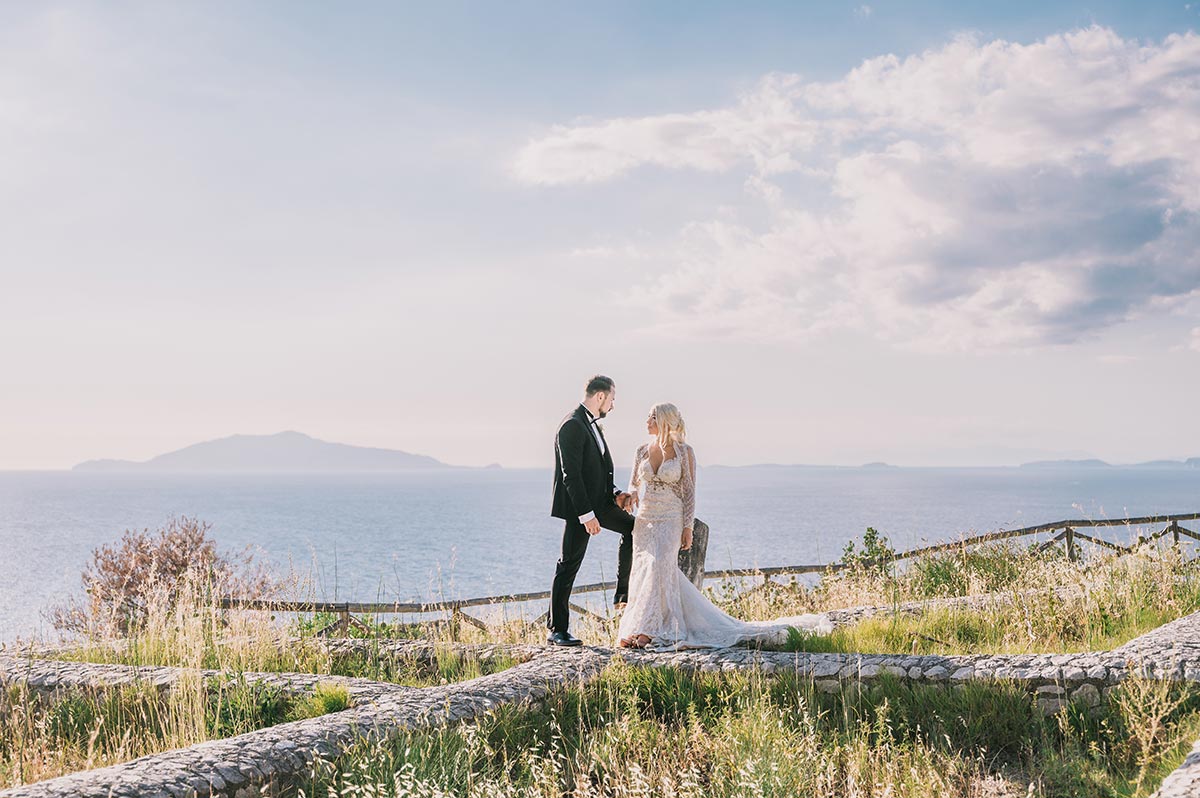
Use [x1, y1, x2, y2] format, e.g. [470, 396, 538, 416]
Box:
[5, 598, 1200, 798]
[0, 647, 607, 798]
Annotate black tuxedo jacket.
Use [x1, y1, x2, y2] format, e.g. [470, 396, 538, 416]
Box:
[551, 406, 620, 522]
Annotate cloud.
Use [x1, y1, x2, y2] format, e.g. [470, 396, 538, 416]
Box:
[1192, 327, 1200, 352]
[514, 27, 1200, 350]
[511, 75, 819, 185]
[855, 5, 873, 19]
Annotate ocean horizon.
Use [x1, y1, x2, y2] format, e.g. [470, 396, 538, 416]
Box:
[2, 464, 1198, 644]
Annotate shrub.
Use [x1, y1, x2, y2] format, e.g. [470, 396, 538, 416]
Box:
[840, 527, 896, 575]
[49, 516, 274, 636]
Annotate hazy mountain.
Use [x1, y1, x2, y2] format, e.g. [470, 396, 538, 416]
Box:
[1019, 459, 1112, 469]
[1020, 458, 1200, 469]
[73, 431, 451, 473]
[1131, 459, 1195, 469]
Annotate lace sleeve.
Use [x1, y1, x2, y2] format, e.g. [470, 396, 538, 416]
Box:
[628, 444, 646, 496]
[680, 444, 696, 530]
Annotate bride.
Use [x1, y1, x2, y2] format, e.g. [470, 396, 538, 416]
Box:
[616, 403, 830, 650]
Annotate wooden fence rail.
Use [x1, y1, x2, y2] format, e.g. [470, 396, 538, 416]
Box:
[219, 512, 1200, 634]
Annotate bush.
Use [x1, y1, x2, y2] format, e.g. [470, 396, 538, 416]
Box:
[49, 516, 274, 636]
[840, 527, 896, 575]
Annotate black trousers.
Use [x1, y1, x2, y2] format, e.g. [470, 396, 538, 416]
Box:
[548, 504, 635, 634]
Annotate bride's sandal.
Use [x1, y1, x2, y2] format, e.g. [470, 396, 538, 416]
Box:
[633, 634, 652, 649]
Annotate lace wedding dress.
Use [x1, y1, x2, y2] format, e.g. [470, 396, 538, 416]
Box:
[616, 443, 831, 650]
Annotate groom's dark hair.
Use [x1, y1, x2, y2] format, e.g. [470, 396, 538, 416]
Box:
[585, 375, 615, 396]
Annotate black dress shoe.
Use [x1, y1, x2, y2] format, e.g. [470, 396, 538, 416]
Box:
[547, 631, 583, 647]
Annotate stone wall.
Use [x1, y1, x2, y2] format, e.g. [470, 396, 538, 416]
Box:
[5, 600, 1200, 798]
[0, 647, 607, 798]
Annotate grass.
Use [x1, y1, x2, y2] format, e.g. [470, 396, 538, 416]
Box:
[0, 676, 349, 789]
[341, 539, 1200, 655]
[784, 589, 1199, 656]
[50, 574, 520, 686]
[288, 682, 352, 722]
[324, 645, 520, 686]
[722, 543, 1200, 656]
[57, 636, 520, 688]
[294, 662, 1200, 798]
[17, 530, 1200, 795]
[4, 564, 521, 789]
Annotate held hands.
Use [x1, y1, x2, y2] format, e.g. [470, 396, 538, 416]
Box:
[616, 491, 638, 513]
[680, 527, 693, 551]
[584, 517, 602, 536]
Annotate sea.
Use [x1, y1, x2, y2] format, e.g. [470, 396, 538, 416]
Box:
[1, 466, 1198, 643]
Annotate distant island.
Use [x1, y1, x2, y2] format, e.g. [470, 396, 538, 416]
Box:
[1020, 458, 1200, 469]
[1019, 458, 1112, 469]
[73, 431, 455, 473]
[705, 458, 1200, 470]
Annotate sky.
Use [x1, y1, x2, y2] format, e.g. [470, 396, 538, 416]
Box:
[1, 1, 1199, 470]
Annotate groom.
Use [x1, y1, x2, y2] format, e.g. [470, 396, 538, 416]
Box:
[547, 374, 636, 646]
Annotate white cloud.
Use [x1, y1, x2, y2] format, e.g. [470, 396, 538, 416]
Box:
[511, 75, 818, 185]
[855, 5, 873, 19]
[1191, 327, 1200, 352]
[568, 243, 650, 260]
[514, 27, 1200, 350]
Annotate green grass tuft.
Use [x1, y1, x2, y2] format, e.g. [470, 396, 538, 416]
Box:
[288, 683, 351, 722]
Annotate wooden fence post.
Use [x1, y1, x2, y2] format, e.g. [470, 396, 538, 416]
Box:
[1172, 521, 1181, 548]
[1064, 526, 1078, 562]
[677, 519, 709, 590]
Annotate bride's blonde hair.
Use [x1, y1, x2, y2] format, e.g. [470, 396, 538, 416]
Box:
[650, 403, 686, 451]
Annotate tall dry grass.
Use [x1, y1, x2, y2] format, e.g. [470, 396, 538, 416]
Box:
[0, 676, 348, 789]
[295, 663, 1200, 798]
[713, 540, 1200, 655]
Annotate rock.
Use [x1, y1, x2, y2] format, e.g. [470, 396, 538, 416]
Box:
[1062, 666, 1086, 682]
[811, 659, 843, 678]
[1071, 684, 1101, 707]
[857, 663, 883, 679]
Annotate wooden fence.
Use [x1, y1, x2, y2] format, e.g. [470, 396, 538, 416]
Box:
[219, 512, 1200, 635]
